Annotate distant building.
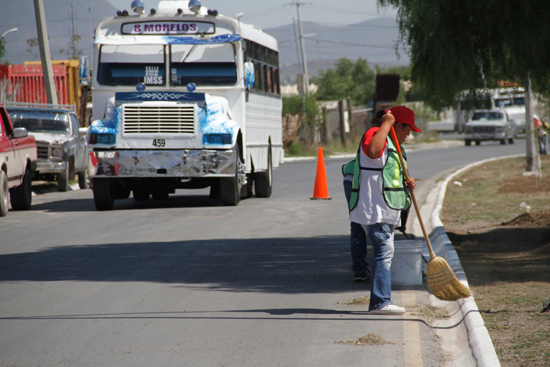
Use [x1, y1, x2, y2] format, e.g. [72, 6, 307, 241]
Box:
[281, 83, 318, 97]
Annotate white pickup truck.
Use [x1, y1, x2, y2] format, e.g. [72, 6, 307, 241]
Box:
[0, 104, 37, 216]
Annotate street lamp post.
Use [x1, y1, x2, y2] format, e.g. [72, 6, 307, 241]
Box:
[0, 27, 18, 39]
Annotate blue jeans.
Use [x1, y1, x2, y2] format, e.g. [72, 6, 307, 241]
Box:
[363, 223, 395, 310]
[343, 180, 369, 274]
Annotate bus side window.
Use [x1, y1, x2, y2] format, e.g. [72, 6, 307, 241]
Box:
[266, 66, 271, 94]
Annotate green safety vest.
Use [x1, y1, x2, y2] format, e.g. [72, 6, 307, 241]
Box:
[345, 130, 411, 212]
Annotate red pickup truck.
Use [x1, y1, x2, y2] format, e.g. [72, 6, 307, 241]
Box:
[0, 104, 37, 216]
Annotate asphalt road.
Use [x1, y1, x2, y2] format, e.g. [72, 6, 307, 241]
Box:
[0, 137, 524, 366]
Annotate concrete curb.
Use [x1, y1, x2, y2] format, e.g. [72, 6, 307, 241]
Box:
[427, 154, 524, 366]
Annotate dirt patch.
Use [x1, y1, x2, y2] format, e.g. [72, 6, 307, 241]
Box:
[442, 155, 550, 367]
[337, 333, 394, 346]
[497, 176, 550, 194]
[502, 212, 550, 228]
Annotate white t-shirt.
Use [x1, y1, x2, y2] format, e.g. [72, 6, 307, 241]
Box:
[349, 128, 401, 226]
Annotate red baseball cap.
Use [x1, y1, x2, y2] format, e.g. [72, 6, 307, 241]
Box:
[386, 106, 422, 133]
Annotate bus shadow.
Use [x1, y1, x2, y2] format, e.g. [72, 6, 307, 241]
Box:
[0, 235, 368, 295]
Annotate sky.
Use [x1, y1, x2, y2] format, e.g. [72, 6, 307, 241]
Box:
[106, 0, 398, 29]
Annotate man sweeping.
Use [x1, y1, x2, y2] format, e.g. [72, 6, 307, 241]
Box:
[348, 106, 419, 314]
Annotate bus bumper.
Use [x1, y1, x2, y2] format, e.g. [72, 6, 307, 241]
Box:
[90, 149, 237, 178]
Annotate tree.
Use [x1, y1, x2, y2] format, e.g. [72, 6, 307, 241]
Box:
[60, 35, 83, 60]
[378, 0, 550, 171]
[283, 95, 319, 145]
[0, 39, 6, 61]
[313, 58, 375, 106]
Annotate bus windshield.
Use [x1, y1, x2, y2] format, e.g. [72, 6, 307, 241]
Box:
[98, 44, 165, 86]
[170, 43, 237, 86]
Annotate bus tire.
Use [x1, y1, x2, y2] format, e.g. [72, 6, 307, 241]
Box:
[254, 146, 272, 198]
[240, 173, 253, 198]
[1, 170, 10, 217]
[221, 146, 241, 206]
[10, 166, 32, 211]
[92, 178, 114, 211]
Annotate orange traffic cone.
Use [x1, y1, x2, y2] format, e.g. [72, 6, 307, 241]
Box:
[311, 147, 331, 200]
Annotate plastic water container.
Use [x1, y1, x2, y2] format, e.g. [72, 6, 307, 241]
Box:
[391, 240, 423, 286]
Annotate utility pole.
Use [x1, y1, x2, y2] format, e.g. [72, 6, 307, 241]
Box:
[525, 75, 537, 172]
[287, 1, 310, 95]
[69, 3, 77, 59]
[33, 0, 58, 105]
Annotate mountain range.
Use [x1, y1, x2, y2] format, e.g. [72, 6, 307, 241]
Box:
[0, 0, 409, 85]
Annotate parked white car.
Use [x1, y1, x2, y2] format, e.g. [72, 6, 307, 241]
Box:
[464, 110, 516, 146]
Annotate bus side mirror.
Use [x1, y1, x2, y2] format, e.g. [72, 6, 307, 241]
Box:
[244, 61, 255, 89]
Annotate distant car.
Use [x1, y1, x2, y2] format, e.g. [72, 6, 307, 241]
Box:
[7, 105, 88, 191]
[0, 104, 37, 216]
[464, 110, 516, 146]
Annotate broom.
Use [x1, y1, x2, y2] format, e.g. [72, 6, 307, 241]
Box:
[389, 127, 471, 301]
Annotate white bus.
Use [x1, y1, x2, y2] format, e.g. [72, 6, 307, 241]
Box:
[89, 0, 283, 210]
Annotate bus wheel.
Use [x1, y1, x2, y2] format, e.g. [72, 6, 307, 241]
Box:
[93, 178, 114, 211]
[221, 146, 241, 206]
[240, 173, 253, 198]
[254, 146, 272, 198]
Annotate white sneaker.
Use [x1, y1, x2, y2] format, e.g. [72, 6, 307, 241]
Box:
[370, 304, 406, 314]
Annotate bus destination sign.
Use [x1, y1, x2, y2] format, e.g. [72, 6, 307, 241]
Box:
[122, 22, 215, 35]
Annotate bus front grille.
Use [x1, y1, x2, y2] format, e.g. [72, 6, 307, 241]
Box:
[122, 105, 195, 134]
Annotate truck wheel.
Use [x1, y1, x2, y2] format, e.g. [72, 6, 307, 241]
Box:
[10, 167, 32, 211]
[500, 139, 506, 145]
[78, 170, 87, 189]
[254, 146, 272, 198]
[92, 178, 114, 211]
[508, 137, 515, 144]
[0, 171, 9, 217]
[220, 146, 241, 206]
[464, 140, 471, 146]
[57, 165, 69, 192]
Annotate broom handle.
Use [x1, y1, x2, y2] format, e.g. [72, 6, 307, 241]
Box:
[389, 127, 436, 260]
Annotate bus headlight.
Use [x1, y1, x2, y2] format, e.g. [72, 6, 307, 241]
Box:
[203, 133, 232, 145]
[89, 133, 116, 145]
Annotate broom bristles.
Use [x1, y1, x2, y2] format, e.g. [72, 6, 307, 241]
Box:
[426, 256, 472, 301]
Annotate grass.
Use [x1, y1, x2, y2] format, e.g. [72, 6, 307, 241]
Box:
[441, 155, 550, 367]
[442, 157, 550, 226]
